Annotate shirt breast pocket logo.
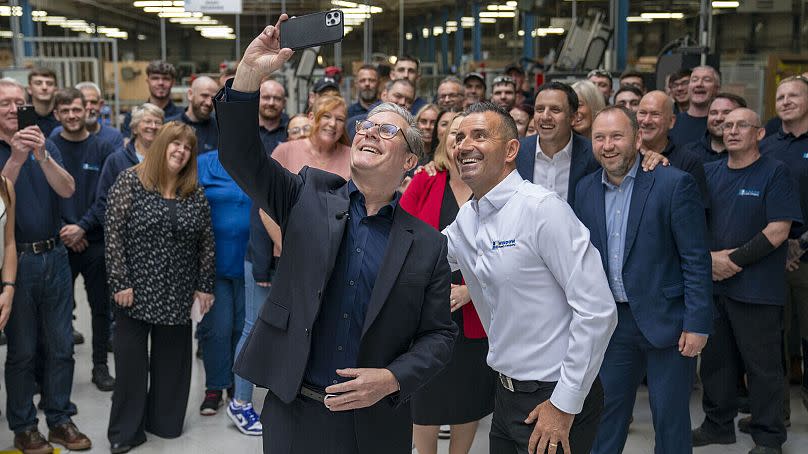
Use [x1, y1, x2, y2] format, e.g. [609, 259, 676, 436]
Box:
[491, 239, 517, 250]
[737, 189, 760, 197]
[82, 163, 100, 172]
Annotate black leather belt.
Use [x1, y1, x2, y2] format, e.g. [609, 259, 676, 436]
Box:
[18, 237, 60, 254]
[498, 373, 544, 393]
[299, 384, 327, 403]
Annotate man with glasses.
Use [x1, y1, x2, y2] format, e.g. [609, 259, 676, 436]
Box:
[215, 19, 456, 454]
[671, 65, 721, 147]
[0, 78, 92, 453]
[50, 88, 116, 393]
[491, 76, 517, 111]
[668, 69, 692, 114]
[686, 93, 747, 164]
[49, 82, 124, 151]
[587, 69, 613, 103]
[693, 108, 800, 454]
[436, 77, 465, 111]
[120, 60, 182, 139]
[761, 75, 808, 424]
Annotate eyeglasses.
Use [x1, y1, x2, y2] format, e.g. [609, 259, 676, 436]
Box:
[492, 75, 515, 86]
[587, 69, 611, 79]
[287, 124, 311, 136]
[355, 120, 414, 153]
[720, 121, 760, 133]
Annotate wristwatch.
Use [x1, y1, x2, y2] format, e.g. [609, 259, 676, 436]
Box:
[35, 148, 50, 164]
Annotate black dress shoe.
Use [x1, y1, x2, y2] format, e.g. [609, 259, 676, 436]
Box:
[738, 415, 790, 434]
[72, 329, 85, 345]
[692, 427, 736, 447]
[110, 442, 132, 454]
[92, 365, 116, 392]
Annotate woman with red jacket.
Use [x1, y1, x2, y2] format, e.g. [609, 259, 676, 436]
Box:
[402, 112, 496, 454]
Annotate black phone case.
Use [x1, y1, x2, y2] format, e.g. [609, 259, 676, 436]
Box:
[280, 10, 344, 51]
[17, 106, 37, 130]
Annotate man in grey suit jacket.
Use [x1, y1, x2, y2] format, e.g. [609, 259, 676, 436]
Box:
[213, 16, 457, 454]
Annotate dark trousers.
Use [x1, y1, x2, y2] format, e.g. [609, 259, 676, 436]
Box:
[261, 389, 359, 454]
[592, 303, 696, 454]
[5, 246, 75, 432]
[107, 312, 191, 445]
[68, 242, 110, 367]
[489, 377, 603, 454]
[699, 296, 786, 448]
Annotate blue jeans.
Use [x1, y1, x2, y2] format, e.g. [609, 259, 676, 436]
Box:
[233, 261, 271, 402]
[5, 245, 75, 432]
[198, 276, 245, 390]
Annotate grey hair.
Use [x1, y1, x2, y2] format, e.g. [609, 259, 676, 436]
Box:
[439, 76, 463, 87]
[594, 105, 639, 136]
[692, 65, 721, 86]
[367, 102, 425, 160]
[384, 77, 415, 92]
[0, 77, 25, 93]
[129, 102, 165, 139]
[572, 79, 606, 116]
[75, 81, 102, 97]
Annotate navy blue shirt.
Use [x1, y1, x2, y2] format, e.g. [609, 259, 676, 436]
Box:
[50, 124, 124, 151]
[171, 111, 219, 155]
[670, 112, 708, 147]
[686, 132, 727, 165]
[0, 139, 65, 242]
[35, 111, 60, 138]
[764, 116, 782, 139]
[347, 101, 371, 119]
[303, 181, 398, 389]
[410, 96, 427, 116]
[120, 99, 183, 139]
[51, 133, 115, 242]
[245, 117, 289, 282]
[661, 137, 710, 209]
[705, 156, 802, 305]
[760, 129, 808, 239]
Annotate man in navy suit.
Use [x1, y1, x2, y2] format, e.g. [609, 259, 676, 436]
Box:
[517, 82, 666, 204]
[214, 17, 457, 454]
[573, 106, 713, 453]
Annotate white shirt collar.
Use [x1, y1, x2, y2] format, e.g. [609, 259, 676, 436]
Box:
[471, 170, 523, 217]
[536, 134, 573, 161]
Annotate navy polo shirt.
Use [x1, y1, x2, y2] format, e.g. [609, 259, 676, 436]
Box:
[670, 112, 707, 147]
[764, 116, 782, 139]
[705, 156, 802, 305]
[303, 181, 398, 389]
[0, 139, 65, 242]
[35, 111, 60, 138]
[51, 133, 115, 243]
[171, 111, 219, 155]
[686, 133, 727, 165]
[760, 129, 808, 239]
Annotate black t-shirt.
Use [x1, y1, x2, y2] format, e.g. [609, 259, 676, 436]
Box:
[0, 139, 65, 242]
[670, 112, 707, 147]
[705, 156, 802, 305]
[35, 111, 60, 138]
[51, 133, 115, 242]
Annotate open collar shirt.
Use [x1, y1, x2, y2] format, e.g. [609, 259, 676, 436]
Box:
[533, 134, 573, 200]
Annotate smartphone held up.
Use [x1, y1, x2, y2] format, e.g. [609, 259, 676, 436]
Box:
[279, 10, 344, 51]
[16, 105, 37, 131]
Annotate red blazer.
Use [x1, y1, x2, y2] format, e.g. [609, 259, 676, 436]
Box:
[400, 171, 487, 339]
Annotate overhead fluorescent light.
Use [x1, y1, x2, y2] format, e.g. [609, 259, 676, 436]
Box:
[332, 0, 359, 8]
[506, 1, 517, 6]
[133, 1, 173, 7]
[479, 18, 497, 23]
[143, 6, 185, 13]
[640, 12, 685, 19]
[479, 11, 516, 18]
[627, 16, 653, 22]
[486, 4, 517, 11]
[537, 27, 565, 34]
[446, 21, 458, 27]
[712, 1, 739, 7]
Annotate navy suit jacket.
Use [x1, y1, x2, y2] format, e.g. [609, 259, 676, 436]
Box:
[214, 88, 456, 453]
[573, 164, 713, 348]
[516, 133, 600, 203]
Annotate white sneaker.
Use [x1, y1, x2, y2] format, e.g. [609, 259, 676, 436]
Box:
[227, 400, 263, 436]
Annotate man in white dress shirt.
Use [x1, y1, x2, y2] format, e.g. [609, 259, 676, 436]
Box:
[443, 101, 618, 454]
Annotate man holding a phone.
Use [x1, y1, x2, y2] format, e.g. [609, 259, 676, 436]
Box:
[0, 78, 92, 453]
[215, 16, 456, 454]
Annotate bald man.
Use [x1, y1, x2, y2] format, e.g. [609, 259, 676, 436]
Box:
[637, 90, 709, 206]
[694, 108, 800, 453]
[174, 75, 220, 153]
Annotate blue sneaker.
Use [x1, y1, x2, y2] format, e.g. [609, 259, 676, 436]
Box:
[227, 400, 263, 436]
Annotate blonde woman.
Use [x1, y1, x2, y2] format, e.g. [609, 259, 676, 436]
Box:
[105, 122, 215, 453]
[572, 79, 607, 139]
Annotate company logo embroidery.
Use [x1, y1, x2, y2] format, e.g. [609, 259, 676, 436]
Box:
[803, 152, 808, 159]
[738, 189, 760, 197]
[492, 239, 516, 250]
[82, 163, 100, 171]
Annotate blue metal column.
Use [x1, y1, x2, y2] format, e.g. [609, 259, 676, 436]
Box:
[21, 0, 34, 56]
[522, 13, 534, 61]
[440, 8, 449, 72]
[617, 0, 628, 70]
[472, 1, 481, 62]
[427, 15, 435, 64]
[454, 7, 463, 69]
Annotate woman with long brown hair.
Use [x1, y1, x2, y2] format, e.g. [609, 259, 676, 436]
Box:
[105, 121, 215, 454]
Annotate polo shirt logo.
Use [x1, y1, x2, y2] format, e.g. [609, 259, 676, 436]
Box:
[82, 163, 100, 171]
[492, 239, 516, 250]
[802, 152, 808, 159]
[738, 189, 760, 197]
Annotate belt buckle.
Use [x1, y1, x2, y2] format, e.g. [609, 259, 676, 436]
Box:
[499, 373, 515, 392]
[32, 241, 44, 254]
